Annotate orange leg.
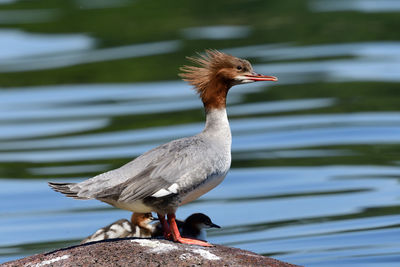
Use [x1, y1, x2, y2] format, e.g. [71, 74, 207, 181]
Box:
[167, 213, 213, 247]
[158, 213, 172, 240]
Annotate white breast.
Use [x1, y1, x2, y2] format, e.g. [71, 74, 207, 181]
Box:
[180, 171, 227, 205]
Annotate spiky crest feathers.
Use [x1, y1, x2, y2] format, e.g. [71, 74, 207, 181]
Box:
[179, 49, 251, 110]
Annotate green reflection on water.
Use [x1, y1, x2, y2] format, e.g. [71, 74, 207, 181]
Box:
[0, 0, 399, 86]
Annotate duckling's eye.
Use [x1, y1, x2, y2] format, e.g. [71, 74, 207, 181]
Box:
[237, 66, 242, 70]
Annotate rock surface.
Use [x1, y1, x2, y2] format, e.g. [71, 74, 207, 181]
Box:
[3, 238, 300, 267]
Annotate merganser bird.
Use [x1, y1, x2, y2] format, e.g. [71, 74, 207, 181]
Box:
[81, 213, 156, 244]
[81, 212, 220, 244]
[49, 49, 277, 247]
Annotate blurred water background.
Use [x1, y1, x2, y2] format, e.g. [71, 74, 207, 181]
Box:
[1, 0, 400, 266]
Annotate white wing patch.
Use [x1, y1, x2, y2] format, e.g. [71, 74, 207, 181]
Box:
[167, 183, 179, 193]
[151, 183, 179, 198]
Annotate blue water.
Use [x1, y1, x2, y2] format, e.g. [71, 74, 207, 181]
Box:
[1, 0, 400, 266]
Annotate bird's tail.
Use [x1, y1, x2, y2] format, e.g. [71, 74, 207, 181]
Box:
[48, 182, 88, 200]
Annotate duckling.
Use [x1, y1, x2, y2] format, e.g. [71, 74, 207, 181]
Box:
[81, 213, 155, 244]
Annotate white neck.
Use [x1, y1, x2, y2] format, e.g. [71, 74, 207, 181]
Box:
[202, 108, 231, 144]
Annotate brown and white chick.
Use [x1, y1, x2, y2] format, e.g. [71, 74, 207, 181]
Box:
[81, 213, 155, 244]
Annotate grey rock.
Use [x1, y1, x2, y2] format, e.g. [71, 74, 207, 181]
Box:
[3, 238, 301, 267]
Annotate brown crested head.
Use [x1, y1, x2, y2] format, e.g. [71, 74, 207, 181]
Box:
[131, 212, 154, 227]
[179, 49, 277, 110]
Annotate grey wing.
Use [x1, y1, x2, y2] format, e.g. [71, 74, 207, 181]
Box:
[117, 137, 216, 202]
[77, 136, 215, 202]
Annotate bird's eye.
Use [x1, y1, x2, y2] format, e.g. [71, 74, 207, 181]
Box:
[237, 66, 242, 70]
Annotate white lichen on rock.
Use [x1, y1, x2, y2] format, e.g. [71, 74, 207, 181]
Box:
[130, 239, 219, 261]
[179, 253, 194, 261]
[189, 248, 220, 261]
[131, 239, 178, 253]
[26, 255, 70, 267]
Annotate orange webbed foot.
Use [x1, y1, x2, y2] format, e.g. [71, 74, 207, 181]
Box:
[167, 213, 214, 247]
[175, 236, 213, 247]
